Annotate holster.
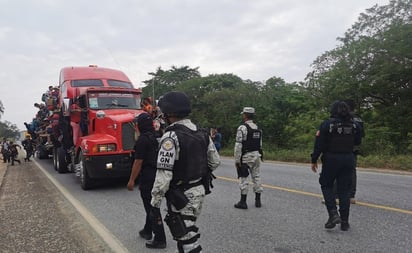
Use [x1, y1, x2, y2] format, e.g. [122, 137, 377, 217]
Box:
[202, 170, 216, 195]
[237, 163, 250, 178]
[164, 212, 187, 239]
[165, 187, 189, 210]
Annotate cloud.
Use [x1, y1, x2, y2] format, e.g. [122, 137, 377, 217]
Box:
[0, 0, 390, 130]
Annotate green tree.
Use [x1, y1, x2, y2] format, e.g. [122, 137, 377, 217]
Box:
[0, 100, 4, 119]
[141, 65, 201, 100]
[305, 0, 412, 153]
[257, 77, 315, 149]
[0, 121, 20, 139]
[176, 73, 254, 146]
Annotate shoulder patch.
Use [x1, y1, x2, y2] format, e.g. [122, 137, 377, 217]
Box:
[316, 130, 320, 137]
[161, 138, 174, 151]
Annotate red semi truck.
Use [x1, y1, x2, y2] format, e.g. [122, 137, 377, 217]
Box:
[54, 65, 144, 190]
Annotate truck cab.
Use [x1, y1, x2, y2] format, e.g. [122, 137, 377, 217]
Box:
[55, 65, 144, 190]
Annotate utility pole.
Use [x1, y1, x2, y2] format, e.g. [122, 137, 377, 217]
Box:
[152, 77, 155, 106]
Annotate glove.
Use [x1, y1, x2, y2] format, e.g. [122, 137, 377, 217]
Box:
[149, 206, 161, 225]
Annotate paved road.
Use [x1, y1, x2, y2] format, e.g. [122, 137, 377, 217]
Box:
[30, 155, 412, 253]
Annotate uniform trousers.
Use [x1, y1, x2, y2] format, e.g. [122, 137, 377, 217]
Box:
[319, 153, 355, 221]
[140, 187, 166, 242]
[239, 151, 263, 195]
[172, 184, 204, 253]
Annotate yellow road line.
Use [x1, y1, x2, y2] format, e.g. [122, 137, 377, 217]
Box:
[217, 175, 412, 215]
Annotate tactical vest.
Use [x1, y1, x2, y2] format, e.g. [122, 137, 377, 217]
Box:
[166, 124, 209, 183]
[327, 119, 356, 153]
[241, 123, 262, 154]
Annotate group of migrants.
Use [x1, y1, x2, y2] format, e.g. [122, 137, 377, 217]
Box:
[23, 86, 61, 158]
[1, 138, 22, 165]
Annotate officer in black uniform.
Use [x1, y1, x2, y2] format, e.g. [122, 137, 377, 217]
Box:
[150, 91, 220, 253]
[127, 113, 167, 249]
[311, 101, 362, 231]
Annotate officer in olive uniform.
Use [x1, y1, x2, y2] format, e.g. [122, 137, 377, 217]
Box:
[311, 101, 362, 231]
[150, 91, 220, 253]
[234, 107, 263, 209]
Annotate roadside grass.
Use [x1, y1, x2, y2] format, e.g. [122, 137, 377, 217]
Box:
[219, 148, 412, 172]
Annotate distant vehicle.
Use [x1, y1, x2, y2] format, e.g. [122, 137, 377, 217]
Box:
[54, 65, 144, 189]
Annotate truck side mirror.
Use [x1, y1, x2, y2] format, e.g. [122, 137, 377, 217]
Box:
[62, 98, 71, 116]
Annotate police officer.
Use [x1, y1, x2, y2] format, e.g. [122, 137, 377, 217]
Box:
[150, 91, 220, 253]
[234, 107, 263, 209]
[311, 101, 362, 231]
[127, 113, 166, 249]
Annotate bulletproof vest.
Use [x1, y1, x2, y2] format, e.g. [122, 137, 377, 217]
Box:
[327, 119, 356, 153]
[166, 124, 209, 183]
[241, 123, 262, 154]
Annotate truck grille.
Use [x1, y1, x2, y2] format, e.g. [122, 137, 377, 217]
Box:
[122, 122, 135, 151]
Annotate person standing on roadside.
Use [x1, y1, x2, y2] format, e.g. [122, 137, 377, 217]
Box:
[211, 127, 222, 153]
[8, 141, 22, 165]
[127, 112, 167, 249]
[22, 134, 36, 162]
[1, 138, 10, 163]
[311, 101, 362, 231]
[150, 91, 220, 253]
[234, 107, 263, 209]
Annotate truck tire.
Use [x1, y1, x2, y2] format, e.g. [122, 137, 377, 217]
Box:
[38, 145, 49, 159]
[53, 147, 58, 170]
[57, 147, 68, 173]
[79, 151, 93, 190]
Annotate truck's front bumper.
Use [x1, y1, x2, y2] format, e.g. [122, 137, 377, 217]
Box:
[83, 153, 133, 179]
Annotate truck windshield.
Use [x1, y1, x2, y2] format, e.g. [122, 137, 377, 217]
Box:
[88, 92, 141, 110]
[108, 80, 133, 88]
[72, 79, 103, 87]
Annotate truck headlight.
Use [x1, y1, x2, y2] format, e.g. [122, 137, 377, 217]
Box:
[93, 144, 116, 152]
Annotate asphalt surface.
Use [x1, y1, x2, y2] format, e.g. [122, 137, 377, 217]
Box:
[2, 151, 412, 253]
[0, 153, 113, 253]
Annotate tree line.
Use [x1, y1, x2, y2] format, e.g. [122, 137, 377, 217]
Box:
[1, 0, 410, 162]
[141, 0, 412, 158]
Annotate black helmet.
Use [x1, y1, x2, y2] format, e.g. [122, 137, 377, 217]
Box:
[158, 91, 191, 116]
[135, 113, 153, 133]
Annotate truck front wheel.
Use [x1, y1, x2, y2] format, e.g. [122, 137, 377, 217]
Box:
[57, 147, 68, 173]
[79, 151, 93, 190]
[53, 147, 58, 170]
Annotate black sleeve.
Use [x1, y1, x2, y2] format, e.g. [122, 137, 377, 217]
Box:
[134, 135, 149, 160]
[311, 121, 328, 163]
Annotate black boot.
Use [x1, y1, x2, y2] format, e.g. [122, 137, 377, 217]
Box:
[145, 240, 166, 249]
[234, 194, 248, 209]
[325, 210, 341, 229]
[340, 221, 350, 231]
[255, 193, 262, 208]
[340, 210, 350, 231]
[139, 229, 152, 240]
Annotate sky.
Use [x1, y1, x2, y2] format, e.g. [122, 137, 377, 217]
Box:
[0, 0, 389, 131]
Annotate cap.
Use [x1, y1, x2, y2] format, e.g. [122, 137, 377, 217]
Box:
[241, 107, 255, 114]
